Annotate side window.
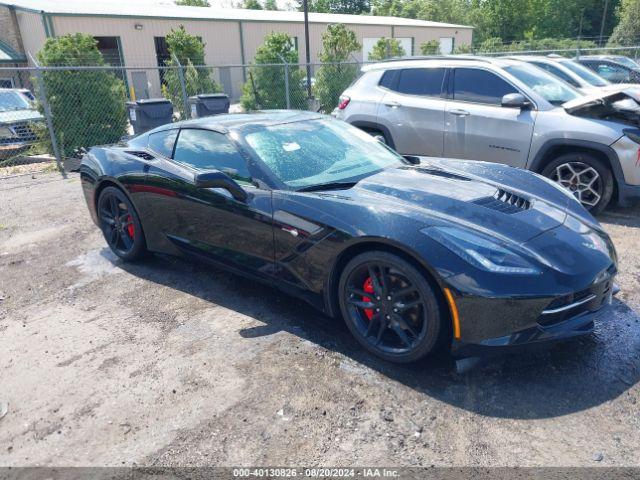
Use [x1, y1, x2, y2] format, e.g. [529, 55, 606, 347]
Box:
[532, 62, 579, 87]
[396, 68, 445, 96]
[453, 68, 518, 105]
[379, 70, 399, 89]
[148, 129, 178, 158]
[173, 129, 252, 184]
[595, 63, 629, 82]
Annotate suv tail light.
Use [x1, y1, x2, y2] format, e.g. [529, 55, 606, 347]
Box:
[338, 96, 350, 110]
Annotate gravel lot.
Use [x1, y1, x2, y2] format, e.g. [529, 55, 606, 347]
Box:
[0, 171, 639, 467]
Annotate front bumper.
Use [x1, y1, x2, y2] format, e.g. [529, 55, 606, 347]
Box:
[450, 272, 617, 357]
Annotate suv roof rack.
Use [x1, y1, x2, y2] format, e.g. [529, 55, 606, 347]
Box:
[376, 55, 491, 63]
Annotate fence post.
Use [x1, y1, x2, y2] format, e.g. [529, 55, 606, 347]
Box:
[172, 55, 190, 118]
[278, 54, 291, 110]
[30, 55, 64, 175]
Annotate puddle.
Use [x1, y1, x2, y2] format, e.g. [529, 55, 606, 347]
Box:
[66, 248, 123, 289]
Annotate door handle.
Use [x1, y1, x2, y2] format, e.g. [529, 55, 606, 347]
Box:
[383, 100, 401, 108]
[449, 109, 470, 117]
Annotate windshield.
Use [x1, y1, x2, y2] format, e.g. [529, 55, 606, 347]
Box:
[611, 57, 640, 69]
[244, 119, 404, 189]
[560, 60, 610, 86]
[505, 63, 581, 105]
[0, 90, 30, 113]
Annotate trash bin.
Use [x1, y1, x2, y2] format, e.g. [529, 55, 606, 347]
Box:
[188, 93, 230, 118]
[126, 98, 173, 134]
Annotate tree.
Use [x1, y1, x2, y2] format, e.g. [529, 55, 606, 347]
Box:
[298, 0, 370, 14]
[244, 0, 263, 9]
[368, 37, 406, 61]
[240, 32, 305, 110]
[314, 24, 361, 113]
[36, 33, 127, 157]
[264, 0, 279, 9]
[420, 39, 440, 55]
[161, 25, 221, 118]
[609, 0, 640, 45]
[175, 0, 210, 6]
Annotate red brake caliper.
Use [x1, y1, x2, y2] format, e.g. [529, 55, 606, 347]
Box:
[363, 277, 375, 320]
[126, 215, 135, 239]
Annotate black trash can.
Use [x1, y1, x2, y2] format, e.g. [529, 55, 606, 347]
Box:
[188, 93, 230, 118]
[126, 98, 173, 134]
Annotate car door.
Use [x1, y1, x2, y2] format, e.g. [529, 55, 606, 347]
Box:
[377, 67, 446, 156]
[143, 128, 275, 277]
[443, 67, 536, 168]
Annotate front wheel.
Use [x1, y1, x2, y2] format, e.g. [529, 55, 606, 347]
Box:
[338, 251, 445, 363]
[97, 186, 147, 261]
[541, 153, 613, 214]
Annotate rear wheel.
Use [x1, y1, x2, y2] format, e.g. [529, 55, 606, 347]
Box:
[97, 186, 147, 261]
[541, 152, 613, 214]
[338, 251, 445, 363]
[362, 128, 389, 145]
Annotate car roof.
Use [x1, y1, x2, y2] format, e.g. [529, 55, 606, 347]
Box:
[159, 110, 325, 133]
[362, 55, 523, 71]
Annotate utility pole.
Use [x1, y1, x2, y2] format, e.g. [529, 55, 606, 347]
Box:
[599, 0, 610, 47]
[303, 0, 312, 98]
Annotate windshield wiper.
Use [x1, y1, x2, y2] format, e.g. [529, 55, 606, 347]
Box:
[296, 181, 358, 192]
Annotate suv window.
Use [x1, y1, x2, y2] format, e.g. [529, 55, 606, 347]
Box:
[148, 129, 178, 158]
[590, 62, 630, 82]
[530, 62, 579, 87]
[173, 129, 252, 183]
[379, 70, 399, 90]
[453, 68, 517, 105]
[396, 68, 445, 96]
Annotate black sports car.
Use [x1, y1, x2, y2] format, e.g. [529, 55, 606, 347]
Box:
[80, 111, 618, 363]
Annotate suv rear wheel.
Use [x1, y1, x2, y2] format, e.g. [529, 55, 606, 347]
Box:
[541, 152, 613, 214]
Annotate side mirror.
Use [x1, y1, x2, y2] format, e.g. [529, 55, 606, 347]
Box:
[502, 93, 532, 109]
[403, 155, 421, 165]
[194, 169, 248, 202]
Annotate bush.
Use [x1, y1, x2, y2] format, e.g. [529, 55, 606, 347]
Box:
[162, 25, 221, 118]
[420, 40, 440, 55]
[314, 24, 361, 113]
[36, 33, 128, 158]
[368, 38, 406, 61]
[240, 32, 306, 110]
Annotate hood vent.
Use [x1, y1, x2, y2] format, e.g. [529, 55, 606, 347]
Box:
[473, 188, 531, 214]
[125, 150, 155, 160]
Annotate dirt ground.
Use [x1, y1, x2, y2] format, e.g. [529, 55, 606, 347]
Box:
[0, 171, 639, 468]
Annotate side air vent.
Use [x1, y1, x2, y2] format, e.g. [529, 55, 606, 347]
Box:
[125, 150, 155, 160]
[473, 189, 531, 214]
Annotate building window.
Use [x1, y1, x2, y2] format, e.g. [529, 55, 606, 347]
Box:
[0, 78, 15, 88]
[94, 36, 124, 66]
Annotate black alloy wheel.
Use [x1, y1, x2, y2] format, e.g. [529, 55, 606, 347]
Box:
[339, 251, 444, 363]
[97, 186, 147, 261]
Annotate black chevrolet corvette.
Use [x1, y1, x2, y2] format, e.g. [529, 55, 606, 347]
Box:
[80, 111, 618, 362]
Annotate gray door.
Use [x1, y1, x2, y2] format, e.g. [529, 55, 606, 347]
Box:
[131, 71, 149, 100]
[444, 68, 535, 168]
[219, 67, 233, 98]
[377, 68, 446, 157]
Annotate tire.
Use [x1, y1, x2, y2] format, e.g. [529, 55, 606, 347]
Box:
[541, 152, 614, 215]
[338, 251, 445, 363]
[97, 186, 147, 261]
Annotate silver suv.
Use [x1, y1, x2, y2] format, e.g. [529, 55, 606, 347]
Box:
[335, 56, 640, 213]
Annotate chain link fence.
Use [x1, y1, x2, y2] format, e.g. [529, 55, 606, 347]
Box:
[2, 45, 640, 168]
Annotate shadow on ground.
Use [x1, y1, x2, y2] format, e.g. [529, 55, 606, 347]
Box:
[112, 248, 640, 421]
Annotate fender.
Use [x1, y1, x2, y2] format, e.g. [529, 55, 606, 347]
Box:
[527, 138, 625, 189]
[349, 121, 397, 149]
[323, 235, 448, 318]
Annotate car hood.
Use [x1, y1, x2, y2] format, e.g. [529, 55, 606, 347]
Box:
[562, 86, 640, 126]
[0, 109, 43, 124]
[334, 158, 599, 245]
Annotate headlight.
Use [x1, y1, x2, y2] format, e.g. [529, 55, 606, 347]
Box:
[423, 226, 542, 275]
[0, 126, 16, 139]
